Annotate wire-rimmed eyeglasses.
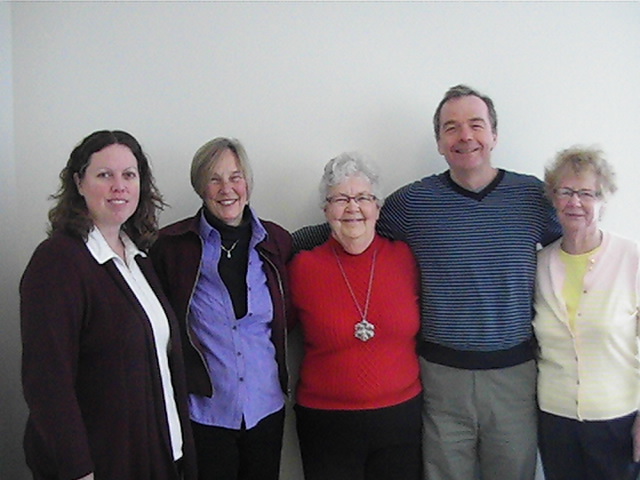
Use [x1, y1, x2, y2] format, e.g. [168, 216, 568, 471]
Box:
[325, 194, 377, 206]
[553, 187, 601, 201]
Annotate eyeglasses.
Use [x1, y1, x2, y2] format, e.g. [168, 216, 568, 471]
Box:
[554, 187, 601, 201]
[325, 194, 377, 206]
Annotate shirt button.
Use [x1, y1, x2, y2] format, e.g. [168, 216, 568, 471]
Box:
[239, 377, 244, 382]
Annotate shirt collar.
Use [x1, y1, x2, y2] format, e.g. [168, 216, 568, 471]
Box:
[85, 227, 146, 265]
[198, 206, 266, 245]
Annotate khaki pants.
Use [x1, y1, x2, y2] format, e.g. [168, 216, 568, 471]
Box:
[420, 359, 537, 480]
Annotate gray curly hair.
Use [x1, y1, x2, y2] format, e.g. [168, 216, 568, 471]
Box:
[318, 152, 384, 209]
[544, 145, 617, 200]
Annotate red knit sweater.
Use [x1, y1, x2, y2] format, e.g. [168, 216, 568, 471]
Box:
[289, 234, 421, 410]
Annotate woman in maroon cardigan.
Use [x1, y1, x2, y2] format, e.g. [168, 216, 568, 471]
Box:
[20, 130, 196, 480]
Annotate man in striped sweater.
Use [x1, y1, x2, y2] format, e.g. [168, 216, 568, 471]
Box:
[293, 84, 561, 480]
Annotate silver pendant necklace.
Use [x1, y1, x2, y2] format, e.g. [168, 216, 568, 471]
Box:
[333, 247, 377, 342]
[220, 239, 239, 259]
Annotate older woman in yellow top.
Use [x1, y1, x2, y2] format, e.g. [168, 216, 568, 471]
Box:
[533, 146, 640, 480]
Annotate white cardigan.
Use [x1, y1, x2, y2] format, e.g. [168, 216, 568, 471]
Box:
[533, 231, 640, 420]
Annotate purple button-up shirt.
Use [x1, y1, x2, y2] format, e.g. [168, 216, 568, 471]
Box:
[188, 210, 284, 430]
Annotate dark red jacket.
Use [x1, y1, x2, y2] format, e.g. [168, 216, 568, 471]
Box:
[20, 231, 197, 480]
[149, 210, 293, 398]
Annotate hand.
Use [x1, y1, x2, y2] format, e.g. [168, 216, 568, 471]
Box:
[75, 474, 94, 480]
[632, 413, 640, 462]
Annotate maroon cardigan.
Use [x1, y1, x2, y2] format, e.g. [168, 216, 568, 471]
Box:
[20, 231, 196, 480]
[149, 210, 293, 398]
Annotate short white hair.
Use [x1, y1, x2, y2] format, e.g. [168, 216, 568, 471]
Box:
[318, 152, 384, 208]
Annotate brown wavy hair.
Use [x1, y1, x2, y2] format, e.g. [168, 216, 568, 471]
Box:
[48, 130, 166, 250]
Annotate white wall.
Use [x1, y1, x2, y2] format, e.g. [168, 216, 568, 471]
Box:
[2, 2, 639, 479]
[1, 2, 23, 479]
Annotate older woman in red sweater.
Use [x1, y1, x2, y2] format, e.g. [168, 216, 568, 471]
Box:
[288, 153, 422, 480]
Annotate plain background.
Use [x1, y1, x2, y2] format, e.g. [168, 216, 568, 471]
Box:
[2, 2, 639, 479]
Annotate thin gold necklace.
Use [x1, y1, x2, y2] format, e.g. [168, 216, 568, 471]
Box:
[332, 247, 377, 342]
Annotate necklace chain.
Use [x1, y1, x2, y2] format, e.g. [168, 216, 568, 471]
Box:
[333, 247, 378, 342]
[220, 239, 240, 259]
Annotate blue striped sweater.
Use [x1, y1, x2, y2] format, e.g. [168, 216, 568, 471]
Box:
[292, 169, 561, 369]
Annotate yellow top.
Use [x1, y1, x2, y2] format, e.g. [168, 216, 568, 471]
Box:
[559, 246, 600, 331]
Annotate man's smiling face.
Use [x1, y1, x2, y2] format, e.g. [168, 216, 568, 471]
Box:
[437, 95, 497, 174]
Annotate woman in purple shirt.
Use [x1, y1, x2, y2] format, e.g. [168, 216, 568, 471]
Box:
[150, 137, 292, 480]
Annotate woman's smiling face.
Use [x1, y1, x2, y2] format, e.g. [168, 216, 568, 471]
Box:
[552, 166, 603, 236]
[75, 143, 140, 235]
[203, 148, 248, 226]
[324, 175, 380, 249]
